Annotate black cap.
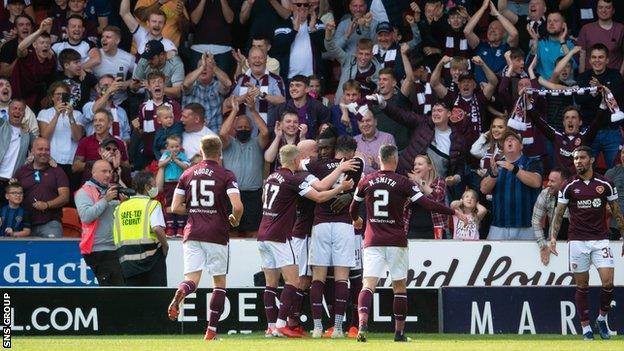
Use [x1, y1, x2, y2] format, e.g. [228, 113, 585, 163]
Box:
[99, 138, 118, 148]
[7, 0, 26, 5]
[458, 72, 476, 82]
[141, 40, 165, 60]
[376, 21, 392, 34]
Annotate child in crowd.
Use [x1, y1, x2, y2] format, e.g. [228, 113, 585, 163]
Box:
[158, 135, 191, 237]
[153, 105, 184, 160]
[0, 184, 31, 237]
[308, 75, 330, 107]
[450, 189, 487, 241]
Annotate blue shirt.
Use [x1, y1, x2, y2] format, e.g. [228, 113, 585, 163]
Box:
[160, 151, 190, 182]
[1, 206, 30, 235]
[475, 42, 509, 83]
[330, 105, 360, 137]
[182, 79, 224, 133]
[492, 155, 542, 227]
[535, 38, 576, 80]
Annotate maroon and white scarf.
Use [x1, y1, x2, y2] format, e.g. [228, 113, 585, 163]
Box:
[238, 69, 271, 121]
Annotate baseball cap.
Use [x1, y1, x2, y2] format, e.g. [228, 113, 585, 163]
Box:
[502, 130, 522, 143]
[376, 21, 392, 34]
[141, 40, 165, 60]
[458, 72, 476, 82]
[99, 138, 118, 148]
[7, 0, 26, 5]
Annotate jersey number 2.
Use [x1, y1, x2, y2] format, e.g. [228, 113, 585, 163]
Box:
[189, 179, 215, 207]
[373, 189, 389, 217]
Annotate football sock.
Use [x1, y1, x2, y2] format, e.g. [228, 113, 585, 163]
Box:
[276, 284, 298, 327]
[324, 278, 335, 317]
[599, 287, 613, 316]
[349, 276, 363, 327]
[333, 280, 349, 331]
[393, 293, 408, 335]
[310, 280, 325, 322]
[178, 280, 197, 298]
[208, 288, 226, 330]
[582, 324, 592, 334]
[264, 287, 278, 326]
[288, 289, 305, 327]
[575, 287, 590, 326]
[357, 288, 373, 329]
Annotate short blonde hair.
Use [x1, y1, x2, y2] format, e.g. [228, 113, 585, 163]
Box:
[450, 56, 469, 70]
[156, 105, 173, 118]
[200, 135, 222, 159]
[279, 144, 299, 166]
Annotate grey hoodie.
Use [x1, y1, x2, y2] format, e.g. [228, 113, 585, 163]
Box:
[75, 180, 119, 252]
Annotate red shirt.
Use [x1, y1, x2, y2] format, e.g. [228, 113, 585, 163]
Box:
[10, 49, 56, 110]
[75, 134, 128, 163]
[14, 164, 69, 226]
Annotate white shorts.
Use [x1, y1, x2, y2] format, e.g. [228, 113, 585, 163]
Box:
[569, 240, 615, 273]
[362, 246, 409, 281]
[352, 235, 363, 271]
[291, 236, 311, 277]
[183, 240, 229, 276]
[258, 240, 297, 269]
[309, 222, 355, 267]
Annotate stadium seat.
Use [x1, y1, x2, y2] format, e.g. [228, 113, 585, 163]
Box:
[62, 207, 82, 238]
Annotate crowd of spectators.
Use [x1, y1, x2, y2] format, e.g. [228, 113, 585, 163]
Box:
[1, 0, 624, 247]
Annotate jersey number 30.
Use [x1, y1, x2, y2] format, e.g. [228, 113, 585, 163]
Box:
[189, 179, 215, 207]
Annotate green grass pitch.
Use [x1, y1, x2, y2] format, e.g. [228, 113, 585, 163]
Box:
[13, 333, 624, 351]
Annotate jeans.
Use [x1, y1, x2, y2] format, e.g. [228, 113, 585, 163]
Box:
[591, 128, 622, 168]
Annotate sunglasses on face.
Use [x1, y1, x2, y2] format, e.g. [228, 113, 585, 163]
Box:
[293, 3, 310, 7]
[105, 146, 118, 152]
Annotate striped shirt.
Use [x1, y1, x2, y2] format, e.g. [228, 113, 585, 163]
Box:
[491, 154, 542, 228]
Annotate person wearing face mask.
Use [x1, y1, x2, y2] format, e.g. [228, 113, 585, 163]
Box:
[219, 94, 269, 237]
[113, 170, 168, 286]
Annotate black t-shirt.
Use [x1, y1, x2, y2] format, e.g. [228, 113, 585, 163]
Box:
[55, 71, 98, 111]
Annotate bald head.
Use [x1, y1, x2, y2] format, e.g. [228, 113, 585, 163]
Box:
[31, 137, 51, 167]
[297, 139, 318, 160]
[92, 159, 113, 185]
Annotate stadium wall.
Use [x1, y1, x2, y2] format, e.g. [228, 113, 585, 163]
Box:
[1, 239, 623, 288]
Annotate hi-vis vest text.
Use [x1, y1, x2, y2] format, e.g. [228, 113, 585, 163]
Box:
[113, 197, 159, 264]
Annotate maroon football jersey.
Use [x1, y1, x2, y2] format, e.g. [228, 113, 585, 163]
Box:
[292, 171, 317, 239]
[302, 157, 365, 225]
[175, 160, 239, 245]
[257, 168, 316, 243]
[558, 174, 618, 241]
[353, 170, 422, 248]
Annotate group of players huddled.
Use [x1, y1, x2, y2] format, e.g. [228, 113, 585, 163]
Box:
[164, 94, 620, 342]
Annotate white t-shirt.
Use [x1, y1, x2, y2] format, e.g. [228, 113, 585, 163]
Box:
[288, 22, 314, 79]
[51, 40, 95, 71]
[36, 108, 84, 165]
[132, 26, 177, 55]
[92, 48, 136, 79]
[0, 125, 21, 178]
[433, 127, 451, 155]
[182, 126, 216, 160]
[92, 48, 136, 105]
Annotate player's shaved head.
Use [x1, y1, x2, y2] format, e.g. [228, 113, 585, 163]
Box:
[297, 139, 318, 160]
[379, 144, 398, 163]
[379, 144, 398, 171]
[200, 135, 222, 160]
[279, 144, 299, 167]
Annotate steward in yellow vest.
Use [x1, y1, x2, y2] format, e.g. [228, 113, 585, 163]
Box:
[113, 172, 168, 286]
